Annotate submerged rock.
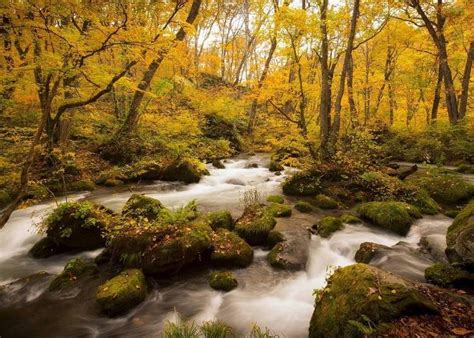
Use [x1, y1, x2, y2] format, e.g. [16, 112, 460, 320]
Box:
[96, 269, 148, 316]
[356, 201, 421, 236]
[208, 271, 238, 292]
[235, 205, 276, 246]
[122, 194, 164, 221]
[225, 178, 245, 186]
[354, 242, 390, 264]
[316, 217, 343, 238]
[49, 258, 98, 291]
[445, 202, 474, 268]
[210, 229, 253, 268]
[309, 264, 437, 338]
[425, 263, 474, 289]
[267, 239, 308, 271]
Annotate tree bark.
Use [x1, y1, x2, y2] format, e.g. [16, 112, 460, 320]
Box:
[459, 41, 474, 119]
[319, 0, 331, 159]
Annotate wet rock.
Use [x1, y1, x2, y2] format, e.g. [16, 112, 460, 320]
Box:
[419, 235, 448, 263]
[208, 271, 238, 292]
[266, 203, 292, 218]
[446, 202, 474, 268]
[226, 178, 245, 186]
[282, 171, 321, 196]
[313, 194, 338, 210]
[356, 201, 421, 236]
[103, 178, 124, 187]
[206, 210, 234, 231]
[266, 230, 285, 249]
[274, 171, 282, 176]
[49, 258, 98, 291]
[246, 163, 259, 168]
[266, 195, 284, 204]
[235, 205, 276, 245]
[355, 242, 390, 264]
[210, 229, 253, 268]
[0, 272, 52, 308]
[269, 160, 284, 172]
[309, 264, 437, 338]
[29, 237, 68, 258]
[340, 214, 361, 224]
[267, 239, 308, 271]
[425, 263, 474, 290]
[122, 194, 163, 221]
[96, 269, 148, 316]
[161, 158, 210, 184]
[294, 201, 313, 213]
[316, 217, 343, 238]
[212, 159, 225, 169]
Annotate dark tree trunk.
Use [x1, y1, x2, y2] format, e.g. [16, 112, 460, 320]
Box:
[459, 41, 474, 119]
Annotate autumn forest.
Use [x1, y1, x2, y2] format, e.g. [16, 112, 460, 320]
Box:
[0, 0, 473, 337]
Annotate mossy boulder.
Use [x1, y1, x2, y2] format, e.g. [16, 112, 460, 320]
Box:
[267, 239, 308, 271]
[317, 217, 343, 238]
[445, 202, 474, 268]
[206, 210, 234, 231]
[235, 205, 276, 245]
[103, 178, 124, 187]
[282, 171, 321, 196]
[425, 263, 474, 289]
[49, 258, 98, 291]
[340, 214, 361, 224]
[294, 201, 313, 213]
[96, 269, 148, 316]
[202, 114, 242, 152]
[313, 194, 338, 210]
[210, 229, 253, 268]
[40, 201, 112, 250]
[29, 237, 68, 258]
[355, 242, 390, 264]
[121, 194, 163, 221]
[309, 264, 437, 338]
[212, 159, 225, 169]
[208, 271, 238, 292]
[70, 179, 95, 192]
[267, 230, 285, 248]
[108, 218, 213, 275]
[266, 195, 284, 204]
[356, 201, 421, 236]
[161, 158, 210, 184]
[412, 172, 474, 205]
[266, 203, 292, 218]
[0, 189, 12, 208]
[269, 160, 284, 172]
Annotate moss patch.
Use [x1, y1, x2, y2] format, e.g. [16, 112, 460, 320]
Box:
[266, 195, 284, 204]
[209, 271, 238, 292]
[294, 200, 313, 213]
[206, 210, 234, 231]
[313, 194, 338, 209]
[282, 171, 321, 196]
[425, 263, 474, 289]
[49, 258, 98, 291]
[355, 242, 388, 264]
[317, 217, 343, 238]
[235, 205, 276, 245]
[161, 158, 209, 184]
[356, 201, 421, 236]
[309, 264, 437, 338]
[267, 230, 285, 248]
[122, 194, 163, 221]
[340, 214, 361, 224]
[445, 202, 474, 268]
[70, 179, 96, 192]
[266, 203, 292, 218]
[210, 229, 253, 267]
[96, 269, 148, 316]
[0, 189, 12, 208]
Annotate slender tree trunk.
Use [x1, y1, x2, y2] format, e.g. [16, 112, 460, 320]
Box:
[347, 54, 358, 127]
[459, 41, 474, 119]
[431, 60, 443, 123]
[388, 81, 395, 125]
[319, 0, 331, 159]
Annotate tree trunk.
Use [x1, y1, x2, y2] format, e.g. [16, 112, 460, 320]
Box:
[431, 60, 443, 123]
[319, 0, 331, 159]
[459, 41, 474, 119]
[347, 54, 358, 127]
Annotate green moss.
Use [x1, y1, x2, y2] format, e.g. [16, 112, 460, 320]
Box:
[266, 203, 292, 218]
[206, 210, 234, 231]
[49, 258, 98, 291]
[266, 195, 284, 204]
[282, 171, 321, 196]
[309, 264, 437, 338]
[122, 194, 163, 221]
[161, 158, 210, 183]
[425, 263, 474, 288]
[313, 194, 338, 210]
[96, 269, 148, 316]
[235, 205, 276, 245]
[208, 271, 238, 292]
[294, 200, 313, 213]
[446, 202, 474, 267]
[267, 230, 285, 248]
[39, 201, 112, 250]
[269, 160, 284, 172]
[210, 229, 253, 267]
[317, 217, 343, 238]
[103, 178, 124, 187]
[340, 214, 361, 224]
[413, 171, 474, 205]
[354, 242, 387, 264]
[356, 201, 421, 236]
[0, 189, 12, 207]
[70, 179, 96, 192]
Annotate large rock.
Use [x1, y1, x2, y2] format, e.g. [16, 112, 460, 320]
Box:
[356, 201, 421, 236]
[161, 158, 210, 184]
[96, 269, 148, 316]
[316, 217, 343, 238]
[425, 263, 474, 289]
[309, 264, 437, 338]
[267, 238, 308, 271]
[122, 194, 163, 221]
[49, 258, 98, 291]
[29, 237, 68, 258]
[208, 271, 238, 292]
[445, 202, 474, 268]
[210, 229, 253, 267]
[354, 242, 390, 264]
[206, 210, 234, 231]
[39, 201, 113, 251]
[235, 205, 276, 245]
[282, 171, 321, 196]
[265, 203, 292, 218]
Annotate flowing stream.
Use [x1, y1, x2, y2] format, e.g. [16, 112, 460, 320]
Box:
[0, 154, 455, 337]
